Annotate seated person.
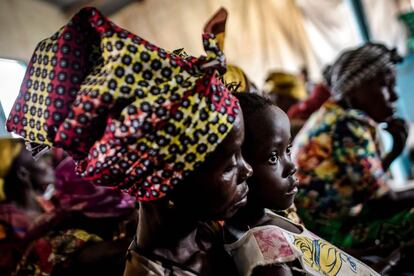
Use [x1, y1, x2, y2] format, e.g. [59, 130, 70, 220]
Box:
[0, 138, 54, 274]
[224, 93, 379, 275]
[263, 71, 307, 113]
[292, 43, 414, 256]
[14, 157, 137, 276]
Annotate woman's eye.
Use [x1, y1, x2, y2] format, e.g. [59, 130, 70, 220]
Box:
[268, 152, 279, 165]
[224, 156, 237, 172]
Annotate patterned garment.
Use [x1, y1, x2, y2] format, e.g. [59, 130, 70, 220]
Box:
[292, 101, 414, 248]
[0, 204, 32, 274]
[6, 7, 239, 202]
[15, 229, 102, 275]
[203, 8, 253, 94]
[224, 210, 378, 276]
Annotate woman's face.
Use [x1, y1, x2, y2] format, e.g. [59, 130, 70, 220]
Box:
[243, 106, 298, 210]
[172, 111, 253, 220]
[349, 68, 398, 122]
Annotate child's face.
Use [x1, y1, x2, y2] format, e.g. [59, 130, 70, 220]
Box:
[243, 105, 298, 210]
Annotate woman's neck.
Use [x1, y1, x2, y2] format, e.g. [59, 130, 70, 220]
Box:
[136, 200, 204, 264]
[226, 200, 267, 230]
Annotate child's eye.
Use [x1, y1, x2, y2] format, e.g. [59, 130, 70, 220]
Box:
[286, 145, 292, 156]
[268, 152, 279, 165]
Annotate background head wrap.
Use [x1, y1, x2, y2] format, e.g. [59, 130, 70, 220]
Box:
[0, 139, 23, 201]
[263, 72, 307, 100]
[6, 7, 239, 202]
[330, 42, 403, 99]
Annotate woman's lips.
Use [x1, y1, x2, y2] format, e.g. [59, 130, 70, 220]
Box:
[232, 184, 249, 209]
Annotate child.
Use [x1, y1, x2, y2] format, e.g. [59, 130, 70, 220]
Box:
[224, 93, 379, 276]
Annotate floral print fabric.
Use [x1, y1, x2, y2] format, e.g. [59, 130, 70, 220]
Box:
[293, 101, 389, 244]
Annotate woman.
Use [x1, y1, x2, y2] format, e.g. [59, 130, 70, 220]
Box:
[6, 7, 252, 275]
[0, 138, 54, 274]
[293, 43, 414, 254]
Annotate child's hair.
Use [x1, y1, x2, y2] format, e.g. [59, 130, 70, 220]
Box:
[233, 93, 273, 121]
[233, 93, 274, 156]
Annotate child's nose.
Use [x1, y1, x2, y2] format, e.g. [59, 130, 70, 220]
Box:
[282, 158, 297, 178]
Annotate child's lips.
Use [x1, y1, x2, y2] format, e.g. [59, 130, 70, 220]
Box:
[286, 179, 299, 196]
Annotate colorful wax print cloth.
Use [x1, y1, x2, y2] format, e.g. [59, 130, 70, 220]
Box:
[6, 7, 239, 202]
[224, 210, 379, 276]
[292, 101, 414, 248]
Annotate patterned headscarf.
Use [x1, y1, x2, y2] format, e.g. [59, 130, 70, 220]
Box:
[0, 139, 23, 201]
[330, 43, 403, 99]
[6, 7, 239, 202]
[203, 8, 253, 94]
[263, 72, 307, 101]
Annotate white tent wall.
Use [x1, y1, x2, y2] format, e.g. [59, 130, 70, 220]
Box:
[0, 0, 66, 63]
[110, 0, 319, 88]
[0, 0, 408, 86]
[363, 0, 408, 54]
[297, 0, 408, 71]
[295, 0, 361, 71]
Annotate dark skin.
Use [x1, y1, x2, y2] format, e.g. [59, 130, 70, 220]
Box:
[225, 106, 300, 276]
[135, 111, 253, 275]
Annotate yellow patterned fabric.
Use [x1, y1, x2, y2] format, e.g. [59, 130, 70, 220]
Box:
[203, 8, 252, 93]
[223, 64, 248, 93]
[6, 7, 240, 201]
[264, 72, 307, 100]
[0, 139, 23, 201]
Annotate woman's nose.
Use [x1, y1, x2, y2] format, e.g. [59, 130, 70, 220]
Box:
[238, 156, 253, 183]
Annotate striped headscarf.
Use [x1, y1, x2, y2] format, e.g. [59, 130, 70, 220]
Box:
[330, 43, 403, 99]
[6, 7, 239, 202]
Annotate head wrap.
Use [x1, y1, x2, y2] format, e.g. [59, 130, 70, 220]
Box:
[263, 72, 307, 100]
[0, 139, 23, 201]
[330, 43, 403, 99]
[203, 8, 254, 94]
[6, 7, 239, 202]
